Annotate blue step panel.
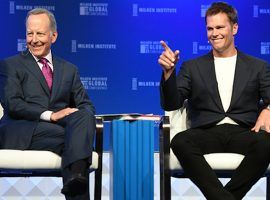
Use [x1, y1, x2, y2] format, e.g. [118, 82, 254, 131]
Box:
[111, 120, 154, 200]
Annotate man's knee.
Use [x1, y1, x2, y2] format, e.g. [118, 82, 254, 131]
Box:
[259, 135, 270, 149]
[67, 109, 95, 125]
[253, 133, 270, 158]
[170, 133, 191, 155]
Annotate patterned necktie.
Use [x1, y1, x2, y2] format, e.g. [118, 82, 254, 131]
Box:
[39, 58, 53, 91]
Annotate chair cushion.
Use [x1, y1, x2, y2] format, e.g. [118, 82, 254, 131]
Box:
[170, 152, 245, 171]
[0, 150, 98, 170]
[170, 152, 270, 172]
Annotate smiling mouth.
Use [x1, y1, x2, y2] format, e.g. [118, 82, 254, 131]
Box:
[31, 45, 43, 50]
[212, 38, 223, 42]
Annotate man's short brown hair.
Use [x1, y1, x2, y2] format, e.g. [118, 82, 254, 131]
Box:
[205, 2, 238, 25]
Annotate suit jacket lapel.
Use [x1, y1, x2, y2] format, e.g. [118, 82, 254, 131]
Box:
[20, 50, 50, 96]
[228, 52, 251, 111]
[50, 56, 63, 102]
[197, 52, 224, 111]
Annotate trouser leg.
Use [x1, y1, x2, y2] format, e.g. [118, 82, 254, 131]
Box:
[170, 125, 236, 200]
[224, 129, 270, 200]
[62, 166, 90, 200]
[58, 109, 95, 168]
[28, 121, 65, 155]
[29, 122, 89, 199]
[29, 110, 95, 168]
[28, 109, 95, 200]
[58, 110, 95, 200]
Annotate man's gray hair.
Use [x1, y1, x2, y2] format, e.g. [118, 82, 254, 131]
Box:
[26, 8, 57, 32]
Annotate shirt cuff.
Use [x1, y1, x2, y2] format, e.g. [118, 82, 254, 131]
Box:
[40, 111, 53, 121]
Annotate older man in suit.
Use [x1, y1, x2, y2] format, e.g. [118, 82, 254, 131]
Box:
[159, 2, 270, 200]
[0, 8, 95, 200]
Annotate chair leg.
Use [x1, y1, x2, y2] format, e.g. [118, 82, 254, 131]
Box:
[267, 176, 270, 200]
[159, 116, 172, 200]
[160, 165, 165, 200]
[94, 166, 102, 200]
[160, 165, 171, 200]
[94, 117, 103, 200]
[164, 170, 171, 200]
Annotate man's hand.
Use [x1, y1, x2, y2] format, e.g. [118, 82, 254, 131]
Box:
[158, 40, 180, 81]
[251, 109, 270, 133]
[50, 107, 79, 122]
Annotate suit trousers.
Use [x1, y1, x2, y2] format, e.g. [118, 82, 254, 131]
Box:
[28, 109, 95, 200]
[170, 124, 270, 200]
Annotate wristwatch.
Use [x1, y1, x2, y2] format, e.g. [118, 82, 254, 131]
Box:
[267, 105, 270, 110]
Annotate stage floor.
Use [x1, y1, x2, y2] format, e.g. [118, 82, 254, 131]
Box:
[0, 153, 267, 200]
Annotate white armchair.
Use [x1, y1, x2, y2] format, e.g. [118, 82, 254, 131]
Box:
[0, 105, 104, 200]
[159, 102, 270, 200]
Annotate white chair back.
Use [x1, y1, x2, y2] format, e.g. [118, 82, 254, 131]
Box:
[165, 109, 186, 140]
[0, 104, 3, 118]
[165, 102, 190, 169]
[164, 101, 190, 141]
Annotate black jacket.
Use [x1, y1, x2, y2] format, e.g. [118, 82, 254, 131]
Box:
[160, 51, 270, 128]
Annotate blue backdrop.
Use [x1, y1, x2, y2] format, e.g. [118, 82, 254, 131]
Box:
[1, 0, 270, 115]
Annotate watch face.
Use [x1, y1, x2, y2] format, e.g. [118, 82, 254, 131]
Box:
[267, 105, 270, 110]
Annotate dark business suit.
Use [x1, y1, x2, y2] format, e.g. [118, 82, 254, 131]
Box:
[0, 50, 95, 199]
[161, 50, 270, 200]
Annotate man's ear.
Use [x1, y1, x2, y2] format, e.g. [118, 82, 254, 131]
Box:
[51, 31, 58, 43]
[232, 23, 238, 36]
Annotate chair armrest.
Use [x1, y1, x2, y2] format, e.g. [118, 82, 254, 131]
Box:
[159, 116, 173, 198]
[159, 116, 171, 178]
[95, 117, 104, 168]
[159, 116, 171, 161]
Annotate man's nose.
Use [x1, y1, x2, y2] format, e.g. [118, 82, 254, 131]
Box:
[32, 34, 38, 43]
[212, 28, 219, 36]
